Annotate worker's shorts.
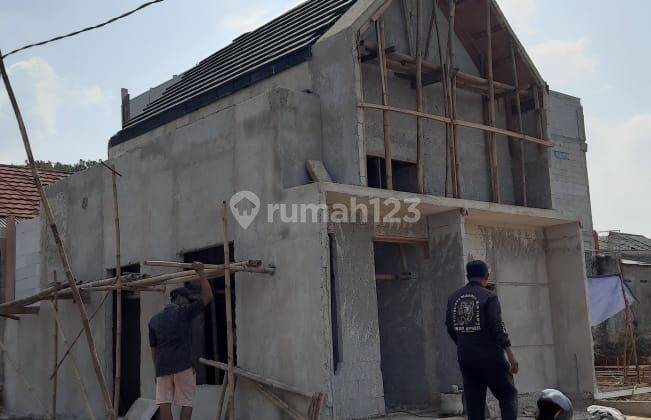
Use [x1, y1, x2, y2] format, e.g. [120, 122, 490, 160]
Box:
[156, 368, 196, 407]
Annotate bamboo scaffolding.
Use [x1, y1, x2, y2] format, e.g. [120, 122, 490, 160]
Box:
[201, 357, 327, 420]
[0, 53, 116, 420]
[509, 41, 527, 206]
[432, 3, 452, 196]
[49, 301, 97, 420]
[109, 163, 123, 416]
[485, 0, 500, 203]
[52, 272, 59, 420]
[50, 291, 111, 379]
[257, 385, 307, 420]
[357, 102, 553, 147]
[447, 0, 461, 198]
[376, 17, 393, 190]
[222, 201, 235, 420]
[415, 0, 425, 194]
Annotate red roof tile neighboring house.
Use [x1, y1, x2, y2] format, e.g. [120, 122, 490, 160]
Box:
[0, 164, 70, 220]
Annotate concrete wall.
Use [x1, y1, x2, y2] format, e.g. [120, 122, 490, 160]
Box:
[464, 223, 557, 393]
[545, 222, 595, 394]
[547, 91, 594, 250]
[15, 218, 42, 299]
[4, 87, 333, 420]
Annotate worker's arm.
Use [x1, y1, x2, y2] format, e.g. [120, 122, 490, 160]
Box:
[486, 295, 518, 374]
[148, 324, 157, 366]
[445, 299, 458, 344]
[193, 261, 214, 306]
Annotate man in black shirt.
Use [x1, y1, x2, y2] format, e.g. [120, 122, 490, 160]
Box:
[149, 262, 214, 420]
[446, 260, 519, 420]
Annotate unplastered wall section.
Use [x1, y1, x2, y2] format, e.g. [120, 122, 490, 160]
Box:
[463, 223, 557, 393]
[547, 91, 593, 249]
[359, 1, 517, 203]
[330, 222, 385, 419]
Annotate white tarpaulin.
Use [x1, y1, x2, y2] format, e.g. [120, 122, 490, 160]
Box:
[587, 274, 636, 326]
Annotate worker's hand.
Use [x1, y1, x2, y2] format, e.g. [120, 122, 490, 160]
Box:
[508, 355, 519, 375]
[192, 261, 205, 275]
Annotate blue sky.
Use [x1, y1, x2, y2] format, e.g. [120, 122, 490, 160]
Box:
[0, 0, 649, 237]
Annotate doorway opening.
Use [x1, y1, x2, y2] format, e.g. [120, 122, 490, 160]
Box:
[111, 263, 141, 416]
[374, 241, 430, 411]
[183, 243, 235, 385]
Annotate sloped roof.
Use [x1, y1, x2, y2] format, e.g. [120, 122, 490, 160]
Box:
[109, 0, 357, 148]
[600, 232, 651, 252]
[0, 164, 70, 219]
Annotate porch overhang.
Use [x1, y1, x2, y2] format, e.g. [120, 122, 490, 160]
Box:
[321, 182, 578, 228]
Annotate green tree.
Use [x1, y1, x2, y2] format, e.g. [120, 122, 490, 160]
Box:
[28, 159, 103, 173]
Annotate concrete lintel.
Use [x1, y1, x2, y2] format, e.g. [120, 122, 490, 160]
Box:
[320, 182, 577, 228]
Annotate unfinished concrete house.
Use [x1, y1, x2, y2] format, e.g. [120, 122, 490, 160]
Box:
[3, 0, 597, 419]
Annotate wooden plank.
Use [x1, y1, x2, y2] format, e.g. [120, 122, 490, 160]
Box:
[0, 56, 115, 420]
[356, 102, 554, 147]
[400, 0, 413, 56]
[4, 215, 16, 302]
[447, 0, 461, 198]
[485, 0, 500, 203]
[52, 273, 59, 420]
[199, 358, 316, 399]
[222, 201, 235, 420]
[431, 2, 452, 196]
[305, 160, 332, 182]
[257, 385, 308, 420]
[111, 164, 123, 416]
[416, 0, 425, 194]
[376, 18, 393, 190]
[509, 41, 527, 206]
[0, 306, 39, 315]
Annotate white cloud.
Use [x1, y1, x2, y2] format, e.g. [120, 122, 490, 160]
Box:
[216, 1, 304, 33]
[0, 57, 112, 164]
[587, 112, 651, 237]
[496, 0, 538, 36]
[528, 38, 596, 92]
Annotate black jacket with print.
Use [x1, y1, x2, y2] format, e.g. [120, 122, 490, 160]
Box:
[445, 280, 511, 363]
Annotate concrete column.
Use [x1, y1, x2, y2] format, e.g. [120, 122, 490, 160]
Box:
[545, 222, 595, 394]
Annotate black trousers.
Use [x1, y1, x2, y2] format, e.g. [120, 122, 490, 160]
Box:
[460, 358, 518, 420]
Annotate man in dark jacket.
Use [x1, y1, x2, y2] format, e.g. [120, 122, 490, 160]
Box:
[149, 262, 214, 420]
[446, 260, 519, 420]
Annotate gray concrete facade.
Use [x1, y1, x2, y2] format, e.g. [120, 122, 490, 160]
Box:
[3, 1, 597, 419]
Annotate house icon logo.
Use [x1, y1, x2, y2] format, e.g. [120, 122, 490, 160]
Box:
[229, 191, 260, 229]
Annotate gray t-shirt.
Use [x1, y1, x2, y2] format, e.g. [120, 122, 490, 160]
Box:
[148, 301, 204, 377]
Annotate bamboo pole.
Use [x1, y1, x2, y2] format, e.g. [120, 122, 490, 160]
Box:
[432, 2, 452, 196]
[357, 102, 554, 147]
[200, 358, 315, 399]
[485, 0, 500, 203]
[376, 17, 393, 190]
[400, 0, 413, 56]
[111, 164, 123, 416]
[509, 41, 527, 206]
[532, 84, 546, 155]
[52, 272, 59, 420]
[216, 376, 229, 420]
[222, 201, 235, 420]
[49, 291, 110, 380]
[257, 385, 307, 420]
[49, 301, 98, 420]
[0, 53, 115, 420]
[447, 0, 460, 198]
[416, 0, 425, 194]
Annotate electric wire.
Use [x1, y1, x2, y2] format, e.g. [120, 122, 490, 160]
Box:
[1, 0, 165, 59]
